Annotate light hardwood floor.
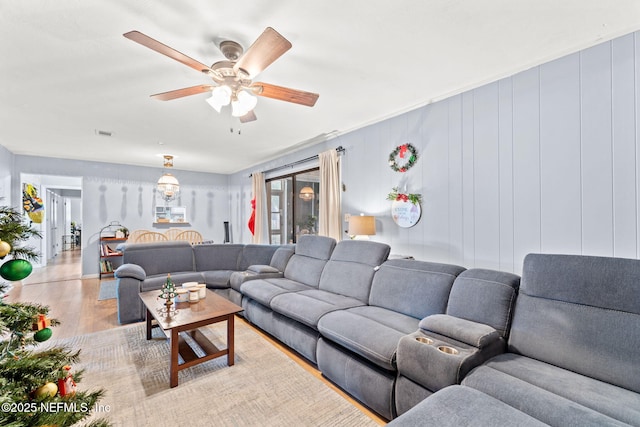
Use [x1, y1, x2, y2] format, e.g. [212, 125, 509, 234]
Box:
[6, 249, 387, 425]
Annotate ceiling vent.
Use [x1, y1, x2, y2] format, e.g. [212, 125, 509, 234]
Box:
[95, 129, 113, 137]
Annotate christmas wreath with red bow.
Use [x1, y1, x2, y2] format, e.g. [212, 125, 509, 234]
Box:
[388, 143, 418, 172]
[387, 187, 422, 206]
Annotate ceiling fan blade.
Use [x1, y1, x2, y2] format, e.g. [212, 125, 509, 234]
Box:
[234, 27, 292, 78]
[124, 30, 213, 74]
[251, 82, 319, 107]
[239, 110, 257, 123]
[150, 85, 214, 101]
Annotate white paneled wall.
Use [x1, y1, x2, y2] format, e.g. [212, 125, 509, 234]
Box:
[337, 31, 640, 274]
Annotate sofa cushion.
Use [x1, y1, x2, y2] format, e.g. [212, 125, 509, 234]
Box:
[445, 268, 520, 338]
[268, 246, 295, 272]
[318, 240, 390, 303]
[201, 270, 235, 288]
[283, 235, 336, 287]
[122, 241, 194, 276]
[193, 244, 244, 271]
[463, 354, 640, 426]
[510, 253, 640, 393]
[387, 385, 548, 427]
[369, 259, 465, 319]
[318, 306, 420, 371]
[240, 277, 313, 307]
[270, 289, 365, 330]
[237, 244, 280, 270]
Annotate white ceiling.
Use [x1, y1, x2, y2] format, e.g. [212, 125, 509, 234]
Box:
[1, 1, 639, 174]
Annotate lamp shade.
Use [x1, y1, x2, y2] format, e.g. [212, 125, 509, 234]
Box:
[157, 172, 179, 201]
[299, 186, 315, 201]
[348, 215, 376, 236]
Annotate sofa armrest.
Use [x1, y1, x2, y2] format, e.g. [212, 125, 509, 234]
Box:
[419, 314, 501, 349]
[114, 263, 146, 281]
[247, 265, 280, 274]
[397, 316, 508, 393]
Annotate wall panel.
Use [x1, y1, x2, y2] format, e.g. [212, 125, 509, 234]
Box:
[611, 34, 637, 259]
[580, 42, 614, 256]
[539, 54, 582, 254]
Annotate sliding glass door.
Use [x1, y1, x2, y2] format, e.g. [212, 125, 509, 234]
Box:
[266, 168, 319, 244]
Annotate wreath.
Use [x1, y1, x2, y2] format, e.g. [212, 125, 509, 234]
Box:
[387, 187, 422, 206]
[388, 143, 418, 172]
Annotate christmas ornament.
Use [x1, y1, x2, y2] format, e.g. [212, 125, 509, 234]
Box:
[158, 274, 177, 315]
[34, 382, 58, 398]
[0, 240, 10, 258]
[58, 365, 78, 397]
[34, 327, 53, 342]
[388, 143, 419, 172]
[0, 259, 33, 281]
[32, 313, 51, 331]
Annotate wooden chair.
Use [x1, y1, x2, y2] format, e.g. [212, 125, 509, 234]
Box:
[164, 228, 183, 240]
[135, 231, 168, 243]
[175, 230, 203, 245]
[127, 229, 150, 243]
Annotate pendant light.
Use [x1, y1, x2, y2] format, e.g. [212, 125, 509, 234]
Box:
[157, 155, 180, 202]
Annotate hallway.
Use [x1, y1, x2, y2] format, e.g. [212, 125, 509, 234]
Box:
[5, 248, 120, 339]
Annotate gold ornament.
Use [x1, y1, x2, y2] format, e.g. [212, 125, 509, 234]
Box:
[0, 240, 10, 257]
[34, 382, 58, 398]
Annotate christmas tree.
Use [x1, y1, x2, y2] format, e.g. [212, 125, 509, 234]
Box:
[0, 205, 109, 426]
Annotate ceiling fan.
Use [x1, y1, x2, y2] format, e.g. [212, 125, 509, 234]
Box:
[123, 27, 319, 123]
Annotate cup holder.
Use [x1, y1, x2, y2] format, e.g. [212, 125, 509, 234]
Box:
[415, 336, 434, 345]
[437, 345, 459, 355]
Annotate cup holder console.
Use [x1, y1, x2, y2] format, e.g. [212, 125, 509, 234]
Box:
[415, 336, 434, 345]
[437, 345, 459, 355]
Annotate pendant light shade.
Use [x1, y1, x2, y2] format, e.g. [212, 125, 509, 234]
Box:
[157, 155, 180, 202]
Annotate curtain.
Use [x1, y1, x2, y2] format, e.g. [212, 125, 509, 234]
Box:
[318, 149, 342, 241]
[251, 171, 268, 244]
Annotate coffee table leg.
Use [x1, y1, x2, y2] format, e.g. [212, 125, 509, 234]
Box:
[170, 328, 179, 388]
[227, 314, 235, 366]
[146, 309, 152, 340]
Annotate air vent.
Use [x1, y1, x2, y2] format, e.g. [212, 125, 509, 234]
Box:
[95, 129, 113, 137]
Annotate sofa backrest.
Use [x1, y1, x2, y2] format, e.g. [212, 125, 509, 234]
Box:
[446, 269, 520, 338]
[509, 253, 640, 393]
[370, 259, 465, 319]
[237, 244, 281, 271]
[319, 240, 390, 303]
[269, 245, 295, 271]
[283, 235, 336, 287]
[193, 244, 245, 271]
[122, 241, 194, 276]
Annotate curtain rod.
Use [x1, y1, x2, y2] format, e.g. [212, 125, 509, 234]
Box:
[249, 146, 345, 177]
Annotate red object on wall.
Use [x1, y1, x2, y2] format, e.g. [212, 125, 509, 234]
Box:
[248, 198, 256, 235]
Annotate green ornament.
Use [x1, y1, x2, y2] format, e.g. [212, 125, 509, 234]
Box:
[34, 327, 52, 342]
[0, 259, 33, 281]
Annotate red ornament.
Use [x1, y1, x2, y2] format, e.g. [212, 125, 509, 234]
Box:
[399, 144, 407, 158]
[248, 198, 256, 236]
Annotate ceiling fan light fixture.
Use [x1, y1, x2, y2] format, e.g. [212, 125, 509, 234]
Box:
[206, 85, 232, 112]
[231, 90, 257, 117]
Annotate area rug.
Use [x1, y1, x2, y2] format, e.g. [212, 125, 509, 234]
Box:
[49, 322, 377, 426]
[97, 280, 117, 301]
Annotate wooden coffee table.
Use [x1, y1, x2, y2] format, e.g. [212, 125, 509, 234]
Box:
[139, 289, 243, 388]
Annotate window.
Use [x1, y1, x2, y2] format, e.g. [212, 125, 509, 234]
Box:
[266, 168, 319, 244]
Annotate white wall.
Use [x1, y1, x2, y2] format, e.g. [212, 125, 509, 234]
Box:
[230, 30, 640, 274]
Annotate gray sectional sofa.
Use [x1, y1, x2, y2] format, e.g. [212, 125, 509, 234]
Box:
[114, 236, 640, 425]
[114, 241, 287, 323]
[390, 253, 640, 426]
